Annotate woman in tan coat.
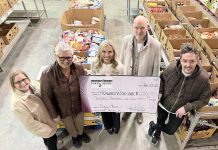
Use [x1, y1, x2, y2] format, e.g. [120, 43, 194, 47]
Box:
[10, 69, 57, 150]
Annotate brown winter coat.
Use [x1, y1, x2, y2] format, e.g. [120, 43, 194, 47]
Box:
[40, 62, 85, 119]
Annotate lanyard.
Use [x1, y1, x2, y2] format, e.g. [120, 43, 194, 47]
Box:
[158, 103, 176, 114]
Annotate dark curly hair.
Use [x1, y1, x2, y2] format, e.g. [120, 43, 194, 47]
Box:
[180, 43, 199, 56]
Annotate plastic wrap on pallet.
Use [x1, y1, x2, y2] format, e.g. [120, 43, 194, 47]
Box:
[70, 0, 102, 9]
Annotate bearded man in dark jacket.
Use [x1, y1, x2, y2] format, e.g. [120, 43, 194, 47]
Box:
[148, 43, 211, 145]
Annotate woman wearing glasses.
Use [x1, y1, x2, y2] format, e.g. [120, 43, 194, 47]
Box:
[10, 69, 57, 150]
[91, 40, 124, 134]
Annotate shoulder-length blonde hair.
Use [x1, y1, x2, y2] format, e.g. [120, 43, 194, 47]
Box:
[9, 69, 30, 92]
[95, 40, 118, 70]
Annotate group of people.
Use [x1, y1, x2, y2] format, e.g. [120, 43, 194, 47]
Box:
[10, 15, 211, 150]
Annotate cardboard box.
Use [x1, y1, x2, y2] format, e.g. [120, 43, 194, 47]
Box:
[171, 0, 191, 13]
[150, 12, 177, 29]
[0, 29, 13, 45]
[160, 28, 191, 48]
[165, 38, 194, 62]
[193, 28, 218, 46]
[185, 19, 215, 35]
[176, 6, 198, 21]
[144, 0, 166, 15]
[0, 23, 19, 38]
[7, 0, 17, 7]
[0, 0, 10, 11]
[0, 8, 4, 17]
[60, 9, 103, 31]
[68, 0, 104, 25]
[165, 39, 202, 62]
[198, 105, 218, 113]
[177, 124, 216, 141]
[0, 37, 5, 51]
[176, 5, 198, 14]
[154, 20, 180, 40]
[183, 11, 206, 20]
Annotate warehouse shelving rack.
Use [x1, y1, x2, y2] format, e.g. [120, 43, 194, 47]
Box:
[0, 0, 30, 72]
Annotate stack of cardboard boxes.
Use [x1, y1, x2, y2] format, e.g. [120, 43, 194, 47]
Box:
[0, 0, 19, 60]
[144, 0, 218, 141]
[61, 0, 104, 31]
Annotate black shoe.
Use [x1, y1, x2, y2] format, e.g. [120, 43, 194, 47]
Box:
[114, 128, 119, 134]
[122, 112, 131, 122]
[148, 121, 155, 136]
[79, 133, 91, 143]
[72, 136, 82, 148]
[107, 128, 113, 135]
[150, 130, 160, 145]
[151, 134, 159, 145]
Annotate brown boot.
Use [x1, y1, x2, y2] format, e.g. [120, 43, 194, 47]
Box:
[122, 112, 131, 122]
[136, 113, 143, 124]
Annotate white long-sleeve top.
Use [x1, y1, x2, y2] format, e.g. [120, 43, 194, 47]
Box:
[91, 60, 124, 75]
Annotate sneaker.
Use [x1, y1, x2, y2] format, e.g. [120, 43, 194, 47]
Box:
[148, 121, 155, 136]
[136, 113, 143, 124]
[122, 112, 131, 122]
[72, 136, 82, 148]
[151, 134, 159, 145]
[79, 133, 91, 143]
[107, 128, 113, 135]
[114, 128, 119, 134]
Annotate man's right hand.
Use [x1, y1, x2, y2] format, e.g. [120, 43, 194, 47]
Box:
[53, 115, 62, 123]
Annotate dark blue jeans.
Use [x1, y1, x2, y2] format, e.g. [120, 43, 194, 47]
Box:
[43, 134, 57, 150]
[154, 105, 184, 136]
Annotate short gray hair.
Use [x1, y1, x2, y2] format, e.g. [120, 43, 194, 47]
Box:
[54, 41, 73, 55]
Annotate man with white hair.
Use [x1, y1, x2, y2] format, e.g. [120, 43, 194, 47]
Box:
[40, 41, 91, 148]
[120, 16, 162, 124]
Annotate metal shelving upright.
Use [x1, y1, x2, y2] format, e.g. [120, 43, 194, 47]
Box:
[0, 0, 31, 72]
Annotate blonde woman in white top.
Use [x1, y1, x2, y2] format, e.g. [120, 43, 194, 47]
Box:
[10, 69, 57, 150]
[91, 40, 123, 134]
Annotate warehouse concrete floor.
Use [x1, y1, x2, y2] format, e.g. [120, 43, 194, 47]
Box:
[0, 0, 181, 150]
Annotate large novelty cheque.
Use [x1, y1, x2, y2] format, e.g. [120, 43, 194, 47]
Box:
[80, 76, 160, 113]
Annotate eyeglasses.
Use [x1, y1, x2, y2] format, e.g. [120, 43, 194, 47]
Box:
[14, 78, 28, 86]
[57, 56, 73, 61]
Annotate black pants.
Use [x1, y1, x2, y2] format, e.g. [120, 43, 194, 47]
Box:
[43, 134, 57, 150]
[154, 106, 184, 136]
[101, 112, 120, 130]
